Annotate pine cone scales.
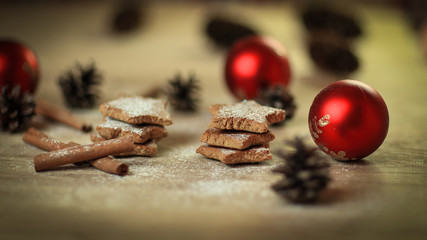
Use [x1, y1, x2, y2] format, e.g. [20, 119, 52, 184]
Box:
[58, 62, 102, 108]
[272, 137, 330, 203]
[167, 74, 200, 112]
[0, 86, 35, 132]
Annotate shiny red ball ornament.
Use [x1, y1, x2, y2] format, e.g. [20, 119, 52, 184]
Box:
[309, 80, 389, 160]
[225, 36, 291, 100]
[0, 39, 39, 93]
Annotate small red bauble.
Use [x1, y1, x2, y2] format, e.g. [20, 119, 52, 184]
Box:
[308, 80, 389, 160]
[0, 39, 39, 93]
[225, 36, 291, 100]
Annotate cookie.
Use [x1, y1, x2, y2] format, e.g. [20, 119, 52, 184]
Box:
[99, 96, 172, 125]
[200, 127, 275, 150]
[209, 100, 285, 133]
[90, 132, 157, 157]
[196, 144, 272, 164]
[96, 117, 167, 143]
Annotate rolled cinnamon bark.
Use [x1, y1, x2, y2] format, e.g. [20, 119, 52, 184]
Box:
[68, 141, 129, 175]
[27, 127, 49, 138]
[35, 99, 92, 132]
[23, 128, 129, 175]
[90, 156, 128, 176]
[33, 136, 134, 172]
[23, 131, 68, 150]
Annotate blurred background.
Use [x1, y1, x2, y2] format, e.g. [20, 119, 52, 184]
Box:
[0, 0, 426, 239]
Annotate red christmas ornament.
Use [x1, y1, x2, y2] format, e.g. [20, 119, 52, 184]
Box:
[0, 39, 39, 93]
[308, 80, 389, 160]
[225, 36, 291, 100]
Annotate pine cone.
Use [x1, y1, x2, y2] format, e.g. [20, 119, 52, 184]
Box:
[301, 6, 363, 39]
[205, 15, 258, 48]
[257, 86, 296, 124]
[308, 38, 359, 75]
[0, 85, 35, 132]
[272, 137, 330, 203]
[166, 74, 200, 112]
[403, 0, 427, 31]
[111, 1, 144, 33]
[58, 62, 102, 108]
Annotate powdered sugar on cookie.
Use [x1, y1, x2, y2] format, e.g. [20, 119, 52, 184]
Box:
[108, 97, 167, 118]
[216, 100, 277, 124]
[99, 96, 172, 125]
[99, 117, 151, 136]
[210, 100, 285, 133]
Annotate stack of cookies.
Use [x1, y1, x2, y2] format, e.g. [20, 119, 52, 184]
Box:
[196, 100, 285, 164]
[91, 96, 172, 157]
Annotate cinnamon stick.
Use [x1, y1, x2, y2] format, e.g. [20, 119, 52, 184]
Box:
[67, 142, 128, 175]
[23, 131, 68, 150]
[27, 127, 49, 138]
[33, 135, 134, 172]
[23, 128, 129, 175]
[35, 99, 92, 132]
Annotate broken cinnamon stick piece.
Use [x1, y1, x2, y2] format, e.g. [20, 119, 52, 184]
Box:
[23, 128, 129, 175]
[33, 136, 134, 172]
[35, 99, 92, 132]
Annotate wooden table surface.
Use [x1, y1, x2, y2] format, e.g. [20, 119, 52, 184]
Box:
[1, 2, 426, 240]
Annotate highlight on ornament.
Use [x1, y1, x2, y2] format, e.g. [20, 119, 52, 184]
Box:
[225, 36, 291, 100]
[308, 80, 389, 160]
[0, 39, 39, 94]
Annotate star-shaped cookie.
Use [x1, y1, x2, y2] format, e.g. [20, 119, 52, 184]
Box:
[99, 96, 172, 125]
[96, 117, 168, 143]
[196, 144, 272, 164]
[209, 100, 285, 133]
[200, 127, 275, 149]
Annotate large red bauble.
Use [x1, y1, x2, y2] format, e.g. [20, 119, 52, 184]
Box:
[308, 80, 389, 160]
[225, 36, 291, 100]
[0, 39, 39, 93]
